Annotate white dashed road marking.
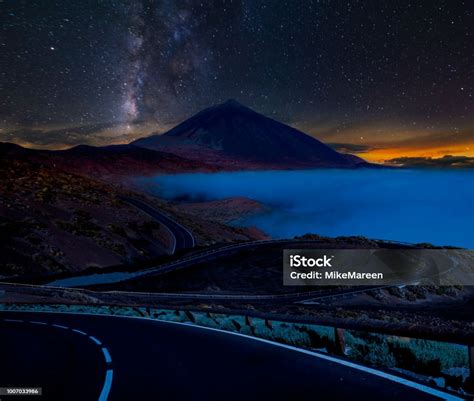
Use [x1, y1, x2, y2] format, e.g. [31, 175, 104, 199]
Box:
[4, 311, 462, 401]
[52, 323, 68, 329]
[72, 328, 87, 336]
[2, 317, 113, 401]
[99, 369, 113, 401]
[89, 335, 102, 346]
[102, 347, 112, 364]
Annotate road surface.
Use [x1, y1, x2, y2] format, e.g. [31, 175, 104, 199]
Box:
[0, 311, 462, 401]
[120, 196, 195, 252]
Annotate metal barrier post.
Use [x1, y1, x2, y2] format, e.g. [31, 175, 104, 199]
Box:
[469, 345, 474, 381]
[334, 328, 346, 356]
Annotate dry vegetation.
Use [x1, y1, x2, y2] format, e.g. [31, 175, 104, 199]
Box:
[0, 155, 266, 278]
[0, 158, 170, 277]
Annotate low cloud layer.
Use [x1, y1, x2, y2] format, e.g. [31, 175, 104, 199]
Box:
[327, 143, 375, 154]
[387, 155, 474, 168]
[0, 121, 168, 149]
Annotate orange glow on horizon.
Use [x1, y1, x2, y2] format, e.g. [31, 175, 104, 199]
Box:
[360, 143, 474, 164]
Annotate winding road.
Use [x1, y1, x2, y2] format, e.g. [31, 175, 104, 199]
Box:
[120, 196, 195, 252]
[47, 198, 456, 299]
[39, 197, 462, 309]
[0, 311, 463, 401]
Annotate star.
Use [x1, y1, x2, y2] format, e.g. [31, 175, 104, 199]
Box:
[0, 0, 471, 157]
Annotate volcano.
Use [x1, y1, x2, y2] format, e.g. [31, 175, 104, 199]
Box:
[132, 99, 370, 169]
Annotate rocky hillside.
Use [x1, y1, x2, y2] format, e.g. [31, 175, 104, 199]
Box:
[0, 142, 214, 180]
[0, 151, 262, 278]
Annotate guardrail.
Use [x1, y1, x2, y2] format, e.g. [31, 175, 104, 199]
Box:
[0, 280, 384, 302]
[52, 237, 416, 286]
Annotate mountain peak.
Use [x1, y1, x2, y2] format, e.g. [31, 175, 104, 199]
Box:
[222, 98, 242, 107]
[216, 98, 250, 111]
[132, 101, 369, 168]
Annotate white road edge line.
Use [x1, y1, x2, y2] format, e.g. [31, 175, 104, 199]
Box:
[158, 219, 177, 254]
[138, 318, 465, 401]
[1, 310, 463, 401]
[130, 204, 177, 254]
[166, 213, 195, 248]
[139, 199, 194, 248]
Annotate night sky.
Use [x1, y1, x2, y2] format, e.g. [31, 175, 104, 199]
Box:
[1, 0, 473, 162]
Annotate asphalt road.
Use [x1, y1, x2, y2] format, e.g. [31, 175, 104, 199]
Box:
[120, 196, 195, 251]
[0, 311, 462, 401]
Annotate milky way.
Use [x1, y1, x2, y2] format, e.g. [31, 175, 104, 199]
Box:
[121, 1, 235, 124]
[1, 0, 473, 158]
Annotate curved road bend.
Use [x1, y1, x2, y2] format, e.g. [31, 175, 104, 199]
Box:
[120, 196, 195, 251]
[50, 196, 417, 288]
[0, 311, 463, 401]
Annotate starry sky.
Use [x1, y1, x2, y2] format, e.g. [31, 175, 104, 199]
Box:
[1, 0, 473, 163]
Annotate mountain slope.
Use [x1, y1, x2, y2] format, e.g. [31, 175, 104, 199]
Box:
[0, 142, 215, 178]
[133, 99, 369, 169]
[0, 145, 258, 277]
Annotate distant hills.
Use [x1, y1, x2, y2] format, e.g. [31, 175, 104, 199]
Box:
[1, 100, 373, 176]
[132, 99, 370, 169]
[0, 142, 213, 178]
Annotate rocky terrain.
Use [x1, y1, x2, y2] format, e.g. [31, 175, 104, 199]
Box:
[0, 151, 263, 278]
[0, 99, 376, 278]
[0, 142, 215, 180]
[137, 194, 269, 247]
[0, 156, 168, 277]
[178, 197, 267, 224]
